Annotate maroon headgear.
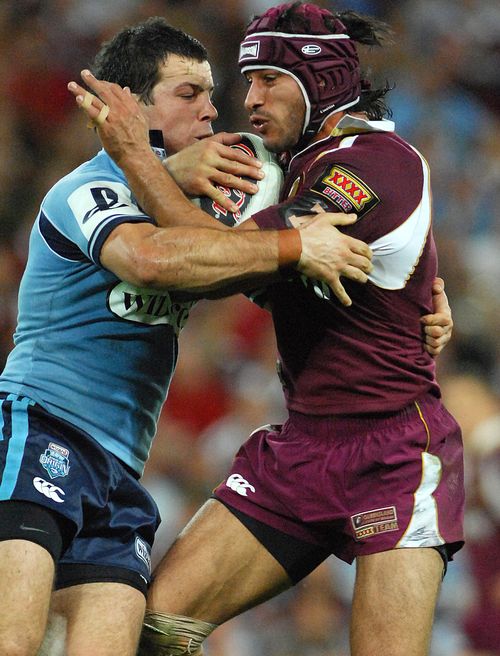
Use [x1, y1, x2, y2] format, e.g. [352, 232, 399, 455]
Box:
[239, 3, 361, 137]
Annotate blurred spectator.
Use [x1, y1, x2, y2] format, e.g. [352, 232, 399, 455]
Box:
[442, 374, 500, 654]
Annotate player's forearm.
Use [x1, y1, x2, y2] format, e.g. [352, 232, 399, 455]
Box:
[117, 150, 221, 230]
[113, 224, 299, 292]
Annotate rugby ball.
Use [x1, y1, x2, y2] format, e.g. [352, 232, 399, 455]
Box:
[192, 132, 283, 226]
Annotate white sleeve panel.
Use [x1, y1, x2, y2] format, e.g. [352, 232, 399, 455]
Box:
[368, 149, 432, 290]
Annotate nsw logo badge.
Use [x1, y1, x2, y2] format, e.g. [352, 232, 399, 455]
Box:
[39, 442, 70, 480]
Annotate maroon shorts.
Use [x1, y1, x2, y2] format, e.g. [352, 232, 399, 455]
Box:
[214, 394, 464, 575]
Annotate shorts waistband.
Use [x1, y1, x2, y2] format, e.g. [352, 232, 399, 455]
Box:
[287, 393, 442, 437]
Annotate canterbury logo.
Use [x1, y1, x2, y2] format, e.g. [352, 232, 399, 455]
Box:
[226, 473, 255, 497]
[32, 477, 65, 503]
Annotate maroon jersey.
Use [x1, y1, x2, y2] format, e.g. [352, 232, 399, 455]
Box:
[251, 116, 440, 415]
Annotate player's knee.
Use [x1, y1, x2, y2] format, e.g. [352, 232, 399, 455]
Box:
[137, 610, 217, 656]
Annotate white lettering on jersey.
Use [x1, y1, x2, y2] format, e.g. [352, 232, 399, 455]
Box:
[226, 473, 256, 497]
[67, 181, 146, 243]
[108, 281, 195, 333]
[32, 477, 65, 503]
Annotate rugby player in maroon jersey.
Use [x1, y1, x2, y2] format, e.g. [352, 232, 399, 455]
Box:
[70, 4, 460, 656]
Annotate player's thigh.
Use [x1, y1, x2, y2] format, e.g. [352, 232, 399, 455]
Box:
[148, 498, 292, 624]
[0, 539, 54, 655]
[50, 581, 146, 656]
[351, 547, 443, 656]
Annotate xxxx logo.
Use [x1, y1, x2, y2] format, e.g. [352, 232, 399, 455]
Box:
[322, 166, 375, 211]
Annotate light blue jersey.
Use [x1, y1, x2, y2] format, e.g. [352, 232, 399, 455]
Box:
[0, 149, 194, 474]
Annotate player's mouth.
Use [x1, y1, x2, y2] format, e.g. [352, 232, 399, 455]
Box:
[250, 115, 269, 133]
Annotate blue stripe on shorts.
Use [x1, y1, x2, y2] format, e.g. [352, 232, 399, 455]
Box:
[0, 395, 35, 500]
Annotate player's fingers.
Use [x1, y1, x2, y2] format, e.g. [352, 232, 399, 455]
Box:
[323, 212, 358, 226]
[215, 161, 265, 182]
[344, 249, 373, 274]
[80, 69, 116, 102]
[424, 336, 447, 354]
[67, 80, 90, 101]
[425, 335, 443, 349]
[216, 144, 264, 174]
[210, 172, 259, 195]
[328, 277, 352, 307]
[69, 83, 109, 126]
[424, 325, 446, 338]
[210, 132, 247, 146]
[341, 235, 373, 263]
[340, 264, 369, 284]
[80, 70, 137, 112]
[202, 184, 240, 214]
[432, 276, 445, 294]
[421, 312, 453, 328]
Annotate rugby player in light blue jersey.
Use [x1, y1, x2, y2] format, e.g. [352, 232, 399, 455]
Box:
[0, 17, 379, 656]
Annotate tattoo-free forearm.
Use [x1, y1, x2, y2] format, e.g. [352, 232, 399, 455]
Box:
[103, 222, 300, 293]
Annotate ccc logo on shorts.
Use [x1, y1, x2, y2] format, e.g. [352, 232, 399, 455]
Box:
[226, 473, 255, 497]
[32, 477, 65, 503]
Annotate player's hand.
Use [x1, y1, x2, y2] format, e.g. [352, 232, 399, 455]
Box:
[294, 212, 372, 307]
[165, 133, 265, 212]
[67, 70, 150, 166]
[420, 277, 453, 356]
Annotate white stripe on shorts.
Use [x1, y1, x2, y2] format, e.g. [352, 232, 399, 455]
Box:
[397, 452, 445, 548]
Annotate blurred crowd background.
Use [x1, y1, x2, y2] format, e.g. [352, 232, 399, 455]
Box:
[1, 0, 499, 654]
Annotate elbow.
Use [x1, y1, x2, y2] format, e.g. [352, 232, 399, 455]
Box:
[119, 242, 171, 289]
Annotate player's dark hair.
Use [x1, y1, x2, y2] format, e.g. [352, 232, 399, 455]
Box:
[92, 17, 208, 105]
[251, 2, 394, 120]
[336, 9, 394, 119]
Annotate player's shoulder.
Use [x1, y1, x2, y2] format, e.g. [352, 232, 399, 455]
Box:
[41, 151, 129, 220]
[301, 127, 425, 223]
[44, 151, 123, 200]
[312, 129, 420, 176]
[307, 128, 424, 196]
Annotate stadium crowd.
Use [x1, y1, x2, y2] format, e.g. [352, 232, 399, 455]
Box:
[1, 1, 499, 654]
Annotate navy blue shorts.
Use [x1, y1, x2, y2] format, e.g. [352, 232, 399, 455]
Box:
[0, 393, 160, 595]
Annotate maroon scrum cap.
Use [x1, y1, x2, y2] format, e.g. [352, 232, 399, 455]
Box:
[238, 3, 361, 136]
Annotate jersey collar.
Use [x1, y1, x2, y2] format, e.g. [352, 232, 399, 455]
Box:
[287, 114, 395, 171]
[100, 130, 167, 179]
[329, 113, 395, 137]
